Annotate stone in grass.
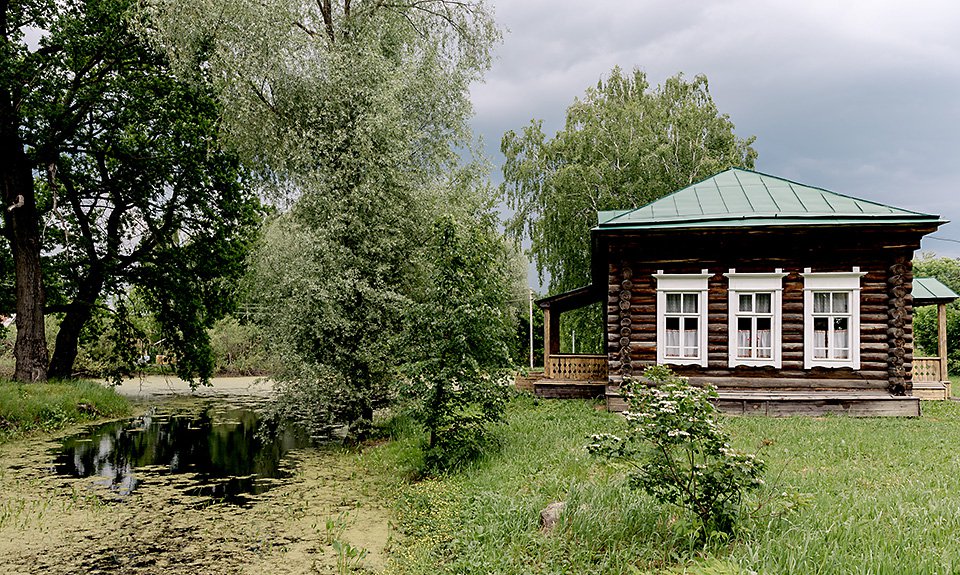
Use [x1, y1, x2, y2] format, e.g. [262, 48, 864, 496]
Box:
[539, 501, 566, 532]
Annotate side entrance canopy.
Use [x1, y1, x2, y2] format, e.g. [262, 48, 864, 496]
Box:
[912, 277, 958, 389]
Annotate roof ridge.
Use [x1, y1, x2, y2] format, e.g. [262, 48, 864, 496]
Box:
[732, 170, 756, 212]
[601, 168, 746, 222]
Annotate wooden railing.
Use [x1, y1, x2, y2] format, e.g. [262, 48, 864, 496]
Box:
[913, 357, 942, 382]
[547, 354, 606, 380]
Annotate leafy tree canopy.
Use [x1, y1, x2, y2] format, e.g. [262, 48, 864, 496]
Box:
[178, 1, 509, 438]
[0, 0, 263, 381]
[141, 0, 499, 190]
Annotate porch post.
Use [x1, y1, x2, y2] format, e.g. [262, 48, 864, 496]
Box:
[938, 302, 949, 382]
[543, 306, 561, 378]
[543, 307, 552, 377]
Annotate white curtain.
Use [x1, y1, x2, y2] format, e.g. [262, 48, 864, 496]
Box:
[683, 320, 698, 355]
[666, 325, 680, 355]
[814, 328, 828, 358]
[737, 329, 751, 357]
[757, 328, 772, 358]
[835, 327, 849, 358]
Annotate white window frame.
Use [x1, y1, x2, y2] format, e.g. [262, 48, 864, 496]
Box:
[802, 268, 866, 370]
[724, 270, 787, 368]
[654, 270, 710, 367]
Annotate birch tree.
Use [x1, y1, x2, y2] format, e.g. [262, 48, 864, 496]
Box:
[502, 67, 757, 351]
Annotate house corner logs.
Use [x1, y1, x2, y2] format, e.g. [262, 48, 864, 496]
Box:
[887, 257, 912, 395]
[615, 266, 634, 382]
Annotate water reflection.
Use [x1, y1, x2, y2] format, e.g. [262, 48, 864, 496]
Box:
[52, 405, 312, 504]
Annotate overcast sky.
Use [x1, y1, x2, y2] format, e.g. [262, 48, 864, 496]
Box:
[471, 0, 960, 276]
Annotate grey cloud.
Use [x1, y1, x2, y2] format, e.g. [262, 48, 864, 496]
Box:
[474, 0, 960, 260]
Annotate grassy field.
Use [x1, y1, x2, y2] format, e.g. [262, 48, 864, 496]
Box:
[0, 379, 130, 444]
[370, 395, 960, 574]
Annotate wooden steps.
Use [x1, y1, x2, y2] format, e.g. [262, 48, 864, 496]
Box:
[606, 387, 920, 417]
[912, 381, 951, 401]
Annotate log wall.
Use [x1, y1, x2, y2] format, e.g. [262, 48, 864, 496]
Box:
[603, 226, 929, 394]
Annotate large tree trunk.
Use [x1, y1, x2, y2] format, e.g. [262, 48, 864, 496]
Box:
[1, 88, 48, 382]
[48, 271, 105, 379]
[1, 7, 47, 382]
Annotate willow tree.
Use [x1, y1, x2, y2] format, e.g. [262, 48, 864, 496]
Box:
[146, 0, 501, 436]
[501, 67, 758, 352]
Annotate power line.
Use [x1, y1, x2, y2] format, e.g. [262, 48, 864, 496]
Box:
[928, 235, 960, 245]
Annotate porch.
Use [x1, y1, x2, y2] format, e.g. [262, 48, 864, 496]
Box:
[534, 354, 607, 399]
[910, 277, 957, 400]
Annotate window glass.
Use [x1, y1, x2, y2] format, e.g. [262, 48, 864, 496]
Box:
[755, 293, 772, 313]
[739, 294, 752, 312]
[813, 317, 829, 358]
[666, 293, 681, 313]
[832, 292, 848, 313]
[682, 293, 698, 313]
[813, 292, 830, 313]
[756, 317, 772, 358]
[682, 317, 699, 355]
[737, 317, 751, 358]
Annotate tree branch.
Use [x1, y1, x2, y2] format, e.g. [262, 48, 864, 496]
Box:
[319, 0, 336, 43]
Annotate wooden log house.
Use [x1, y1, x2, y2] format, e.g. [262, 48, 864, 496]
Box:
[535, 168, 949, 416]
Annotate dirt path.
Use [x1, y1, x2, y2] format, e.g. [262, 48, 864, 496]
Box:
[0, 387, 395, 574]
[111, 375, 275, 400]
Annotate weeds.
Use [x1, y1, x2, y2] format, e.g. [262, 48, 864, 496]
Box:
[0, 379, 130, 443]
[373, 394, 960, 574]
[332, 539, 368, 574]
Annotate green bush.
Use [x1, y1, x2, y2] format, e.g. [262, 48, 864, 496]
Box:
[588, 366, 765, 538]
[402, 214, 518, 473]
[209, 316, 276, 375]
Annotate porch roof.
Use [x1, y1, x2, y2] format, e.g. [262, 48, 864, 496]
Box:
[535, 284, 602, 313]
[595, 168, 945, 231]
[913, 277, 959, 306]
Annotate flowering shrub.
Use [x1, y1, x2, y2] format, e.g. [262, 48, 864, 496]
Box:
[588, 366, 765, 536]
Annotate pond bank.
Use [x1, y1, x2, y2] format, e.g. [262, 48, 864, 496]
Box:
[111, 375, 274, 400]
[0, 380, 394, 574]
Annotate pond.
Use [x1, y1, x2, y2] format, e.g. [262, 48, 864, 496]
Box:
[51, 403, 312, 505]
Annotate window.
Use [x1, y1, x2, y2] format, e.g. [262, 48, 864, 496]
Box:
[655, 271, 710, 367]
[724, 270, 786, 368]
[664, 293, 701, 359]
[811, 292, 851, 360]
[802, 268, 865, 369]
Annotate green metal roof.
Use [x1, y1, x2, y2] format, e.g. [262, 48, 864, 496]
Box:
[912, 277, 959, 306]
[596, 168, 944, 230]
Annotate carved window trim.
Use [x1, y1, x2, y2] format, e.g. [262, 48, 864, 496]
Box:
[802, 268, 866, 369]
[654, 270, 710, 367]
[725, 270, 787, 368]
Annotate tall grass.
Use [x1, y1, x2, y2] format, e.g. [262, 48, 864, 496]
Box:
[371, 395, 960, 574]
[0, 379, 130, 443]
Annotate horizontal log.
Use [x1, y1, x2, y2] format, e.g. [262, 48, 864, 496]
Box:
[861, 343, 891, 353]
[686, 376, 890, 390]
